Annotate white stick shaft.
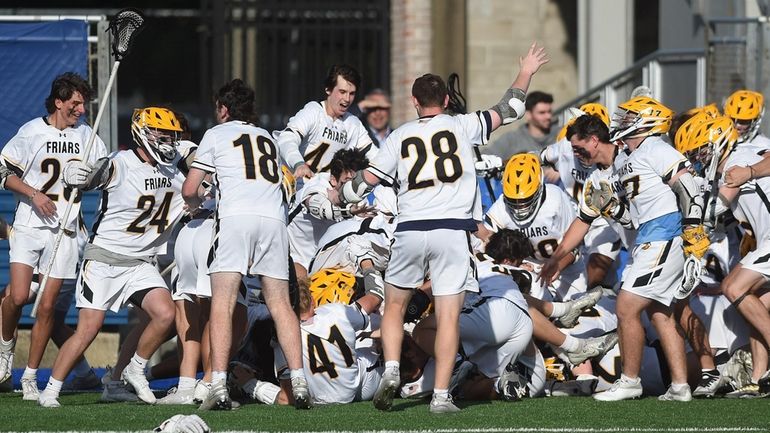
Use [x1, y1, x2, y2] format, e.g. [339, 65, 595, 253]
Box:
[32, 60, 121, 318]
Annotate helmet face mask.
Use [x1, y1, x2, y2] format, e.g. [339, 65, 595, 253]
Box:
[502, 154, 543, 224]
[681, 116, 738, 177]
[724, 90, 764, 143]
[609, 97, 673, 143]
[131, 107, 183, 166]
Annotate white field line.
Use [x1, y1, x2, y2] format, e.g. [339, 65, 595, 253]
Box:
[9, 427, 769, 433]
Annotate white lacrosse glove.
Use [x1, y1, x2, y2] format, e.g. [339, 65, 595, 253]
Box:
[676, 255, 703, 300]
[475, 154, 503, 177]
[61, 160, 92, 189]
[154, 414, 210, 433]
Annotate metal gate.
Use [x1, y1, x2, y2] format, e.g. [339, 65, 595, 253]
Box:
[204, 0, 390, 132]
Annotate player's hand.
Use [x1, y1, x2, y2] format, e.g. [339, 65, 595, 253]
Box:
[31, 189, 56, 218]
[62, 160, 92, 189]
[349, 202, 377, 218]
[154, 414, 210, 433]
[475, 154, 503, 177]
[724, 165, 751, 187]
[538, 257, 560, 287]
[520, 42, 549, 76]
[294, 163, 314, 180]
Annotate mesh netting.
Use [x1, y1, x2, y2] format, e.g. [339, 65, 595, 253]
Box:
[109, 8, 145, 60]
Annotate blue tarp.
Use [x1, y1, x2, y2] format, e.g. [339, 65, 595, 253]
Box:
[0, 20, 88, 148]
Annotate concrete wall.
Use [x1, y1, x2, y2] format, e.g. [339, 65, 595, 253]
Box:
[390, 0, 433, 126]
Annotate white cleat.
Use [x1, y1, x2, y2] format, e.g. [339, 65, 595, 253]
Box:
[21, 377, 40, 401]
[373, 367, 400, 411]
[429, 393, 461, 413]
[658, 384, 692, 401]
[198, 379, 232, 411]
[157, 386, 197, 405]
[38, 391, 61, 408]
[593, 375, 643, 401]
[101, 379, 139, 402]
[193, 380, 210, 404]
[291, 376, 311, 410]
[0, 340, 15, 384]
[121, 365, 156, 404]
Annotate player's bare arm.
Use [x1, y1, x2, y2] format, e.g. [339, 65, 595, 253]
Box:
[181, 166, 207, 210]
[538, 217, 591, 286]
[724, 152, 770, 187]
[3, 174, 56, 218]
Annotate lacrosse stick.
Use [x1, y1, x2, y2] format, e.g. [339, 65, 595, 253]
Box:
[675, 141, 721, 300]
[32, 9, 145, 317]
[446, 73, 498, 199]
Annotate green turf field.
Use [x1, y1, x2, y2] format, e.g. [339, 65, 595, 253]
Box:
[1, 392, 769, 433]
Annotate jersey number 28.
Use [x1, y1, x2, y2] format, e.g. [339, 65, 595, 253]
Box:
[401, 131, 462, 190]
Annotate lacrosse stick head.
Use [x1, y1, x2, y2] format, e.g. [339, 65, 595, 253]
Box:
[676, 255, 703, 300]
[108, 8, 145, 61]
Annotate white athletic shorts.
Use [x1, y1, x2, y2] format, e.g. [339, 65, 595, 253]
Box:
[287, 212, 332, 271]
[620, 237, 684, 307]
[208, 215, 289, 280]
[9, 225, 78, 279]
[76, 259, 168, 312]
[689, 293, 750, 354]
[459, 296, 533, 378]
[740, 242, 770, 279]
[584, 217, 622, 260]
[355, 346, 383, 401]
[173, 217, 215, 299]
[386, 229, 479, 296]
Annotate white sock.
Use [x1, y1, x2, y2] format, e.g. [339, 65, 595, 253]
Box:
[385, 361, 400, 371]
[72, 359, 91, 377]
[433, 388, 449, 398]
[244, 379, 281, 404]
[621, 373, 640, 384]
[0, 336, 13, 349]
[559, 335, 580, 352]
[671, 382, 689, 391]
[23, 367, 38, 380]
[45, 377, 63, 397]
[289, 369, 305, 380]
[130, 353, 148, 371]
[212, 371, 227, 382]
[178, 376, 197, 390]
[549, 302, 570, 318]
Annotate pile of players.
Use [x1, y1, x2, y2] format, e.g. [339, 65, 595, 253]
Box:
[1, 42, 769, 415]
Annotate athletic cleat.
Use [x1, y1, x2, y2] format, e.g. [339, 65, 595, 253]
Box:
[0, 340, 15, 384]
[157, 386, 197, 405]
[198, 379, 232, 411]
[593, 375, 642, 401]
[121, 365, 156, 404]
[565, 331, 618, 365]
[658, 384, 692, 401]
[497, 363, 528, 401]
[429, 393, 460, 413]
[291, 376, 311, 409]
[557, 286, 603, 328]
[0, 376, 11, 393]
[721, 349, 753, 391]
[726, 383, 765, 399]
[101, 379, 139, 402]
[373, 367, 400, 411]
[37, 391, 61, 408]
[692, 370, 726, 398]
[21, 377, 40, 401]
[757, 370, 770, 394]
[193, 381, 210, 404]
[63, 369, 101, 391]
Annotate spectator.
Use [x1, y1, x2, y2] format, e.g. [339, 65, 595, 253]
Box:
[358, 89, 392, 147]
[482, 91, 557, 161]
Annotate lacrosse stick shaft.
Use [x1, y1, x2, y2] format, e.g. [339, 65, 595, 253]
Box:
[32, 61, 121, 317]
[474, 147, 497, 199]
[159, 260, 176, 278]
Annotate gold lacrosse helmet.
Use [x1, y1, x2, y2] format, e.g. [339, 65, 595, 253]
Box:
[131, 107, 183, 166]
[610, 96, 673, 142]
[674, 111, 711, 154]
[579, 102, 610, 126]
[724, 90, 764, 142]
[502, 154, 543, 223]
[308, 269, 356, 306]
[682, 116, 738, 176]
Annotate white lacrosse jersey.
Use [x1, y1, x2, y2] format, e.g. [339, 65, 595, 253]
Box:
[276, 101, 376, 172]
[740, 134, 770, 151]
[484, 184, 576, 264]
[722, 147, 770, 248]
[192, 121, 285, 222]
[368, 112, 493, 229]
[89, 143, 193, 257]
[2, 117, 107, 231]
[301, 302, 369, 404]
[615, 137, 687, 228]
[309, 215, 394, 275]
[475, 253, 529, 311]
[540, 138, 596, 202]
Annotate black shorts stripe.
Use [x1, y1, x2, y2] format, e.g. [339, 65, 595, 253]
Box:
[207, 215, 221, 268]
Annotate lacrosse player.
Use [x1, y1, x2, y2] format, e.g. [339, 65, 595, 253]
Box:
[275, 64, 377, 180]
[0, 73, 108, 399]
[724, 90, 770, 150]
[183, 79, 309, 410]
[36, 107, 190, 408]
[542, 102, 708, 402]
[339, 42, 548, 413]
